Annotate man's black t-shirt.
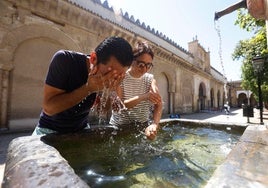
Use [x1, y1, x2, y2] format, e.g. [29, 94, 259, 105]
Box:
[38, 50, 96, 133]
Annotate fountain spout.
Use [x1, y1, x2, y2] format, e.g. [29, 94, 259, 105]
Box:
[214, 0, 247, 20]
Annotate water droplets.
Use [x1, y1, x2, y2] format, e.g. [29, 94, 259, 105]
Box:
[90, 87, 127, 125]
[214, 20, 228, 100]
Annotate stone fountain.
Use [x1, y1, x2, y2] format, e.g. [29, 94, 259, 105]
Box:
[2, 1, 268, 187]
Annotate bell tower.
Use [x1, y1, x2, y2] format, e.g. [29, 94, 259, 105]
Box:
[188, 36, 211, 73]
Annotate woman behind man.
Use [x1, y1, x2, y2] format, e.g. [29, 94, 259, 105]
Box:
[110, 41, 162, 140]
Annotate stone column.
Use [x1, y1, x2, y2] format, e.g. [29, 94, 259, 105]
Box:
[169, 91, 174, 114]
[0, 64, 13, 130]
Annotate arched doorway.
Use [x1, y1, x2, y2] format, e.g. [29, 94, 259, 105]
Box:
[217, 90, 221, 108]
[198, 82, 206, 111]
[7, 24, 80, 120]
[11, 38, 64, 119]
[237, 93, 247, 107]
[210, 88, 214, 108]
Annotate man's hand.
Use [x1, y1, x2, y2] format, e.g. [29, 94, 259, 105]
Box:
[86, 68, 125, 93]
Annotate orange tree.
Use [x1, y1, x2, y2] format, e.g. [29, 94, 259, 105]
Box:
[232, 10, 268, 104]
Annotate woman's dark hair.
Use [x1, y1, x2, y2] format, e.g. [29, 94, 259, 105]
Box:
[133, 41, 154, 59]
[95, 36, 133, 67]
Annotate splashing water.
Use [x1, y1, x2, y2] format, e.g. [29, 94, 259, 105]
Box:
[110, 90, 127, 114]
[57, 123, 243, 188]
[91, 87, 127, 125]
[214, 20, 228, 100]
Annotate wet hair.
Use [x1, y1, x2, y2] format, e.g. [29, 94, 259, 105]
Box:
[133, 41, 154, 59]
[95, 36, 133, 67]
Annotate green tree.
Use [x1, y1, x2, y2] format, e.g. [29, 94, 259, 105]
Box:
[232, 9, 268, 103]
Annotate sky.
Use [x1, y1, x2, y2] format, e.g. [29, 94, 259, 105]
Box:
[103, 0, 254, 81]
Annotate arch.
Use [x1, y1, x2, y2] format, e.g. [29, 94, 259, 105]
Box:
[152, 61, 176, 114]
[199, 82, 206, 96]
[217, 90, 221, 108]
[159, 69, 175, 93]
[1, 24, 81, 63]
[3, 24, 81, 119]
[236, 90, 252, 98]
[198, 82, 206, 111]
[11, 38, 65, 118]
[237, 93, 247, 107]
[210, 88, 214, 108]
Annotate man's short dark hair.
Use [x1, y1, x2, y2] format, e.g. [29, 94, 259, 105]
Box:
[95, 36, 133, 67]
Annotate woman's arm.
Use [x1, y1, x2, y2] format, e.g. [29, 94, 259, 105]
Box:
[144, 79, 163, 140]
[123, 93, 149, 109]
[123, 79, 161, 109]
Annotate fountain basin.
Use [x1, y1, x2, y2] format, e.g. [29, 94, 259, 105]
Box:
[2, 120, 267, 188]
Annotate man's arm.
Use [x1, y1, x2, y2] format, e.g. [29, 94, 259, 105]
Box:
[42, 83, 91, 116]
[43, 68, 121, 115]
[123, 93, 148, 109]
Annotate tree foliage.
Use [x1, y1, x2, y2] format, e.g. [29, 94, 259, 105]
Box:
[232, 10, 268, 102]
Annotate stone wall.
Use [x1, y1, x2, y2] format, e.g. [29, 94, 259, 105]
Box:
[0, 0, 226, 129]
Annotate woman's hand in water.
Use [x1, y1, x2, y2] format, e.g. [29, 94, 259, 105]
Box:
[145, 123, 159, 140]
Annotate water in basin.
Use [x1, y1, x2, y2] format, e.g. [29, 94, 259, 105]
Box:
[51, 123, 243, 188]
